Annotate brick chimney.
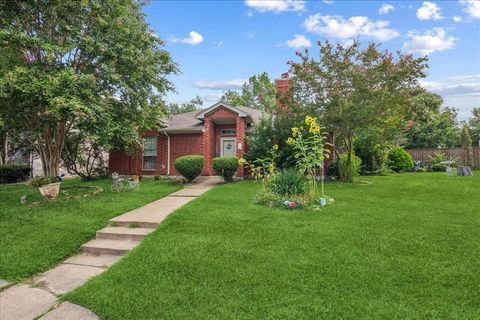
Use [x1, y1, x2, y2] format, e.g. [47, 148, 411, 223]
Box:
[275, 73, 290, 113]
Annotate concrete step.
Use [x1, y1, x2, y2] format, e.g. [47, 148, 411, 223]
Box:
[96, 227, 155, 241]
[81, 239, 141, 255]
[109, 220, 159, 229]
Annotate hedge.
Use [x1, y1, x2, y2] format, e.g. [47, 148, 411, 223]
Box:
[174, 155, 204, 182]
[388, 147, 413, 172]
[212, 157, 238, 182]
[0, 164, 32, 184]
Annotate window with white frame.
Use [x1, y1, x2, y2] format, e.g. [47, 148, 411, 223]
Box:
[143, 137, 157, 170]
[221, 128, 236, 135]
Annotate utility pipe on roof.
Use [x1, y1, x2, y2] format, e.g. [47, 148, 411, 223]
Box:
[163, 131, 171, 175]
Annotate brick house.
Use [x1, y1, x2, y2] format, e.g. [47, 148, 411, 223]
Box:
[108, 102, 264, 177]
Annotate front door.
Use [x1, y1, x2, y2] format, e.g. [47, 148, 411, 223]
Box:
[221, 138, 236, 157]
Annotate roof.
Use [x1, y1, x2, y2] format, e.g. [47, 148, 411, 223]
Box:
[159, 102, 265, 134]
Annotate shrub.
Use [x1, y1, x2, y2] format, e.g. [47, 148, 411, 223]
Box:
[270, 168, 305, 196]
[388, 147, 413, 172]
[427, 152, 455, 172]
[327, 160, 339, 178]
[0, 164, 32, 183]
[212, 157, 238, 182]
[338, 153, 362, 182]
[174, 155, 204, 182]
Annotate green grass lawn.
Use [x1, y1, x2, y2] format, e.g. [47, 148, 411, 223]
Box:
[66, 172, 480, 319]
[0, 178, 181, 281]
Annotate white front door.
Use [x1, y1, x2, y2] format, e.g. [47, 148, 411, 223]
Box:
[221, 138, 236, 157]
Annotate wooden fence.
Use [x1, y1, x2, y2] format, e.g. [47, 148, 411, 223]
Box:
[406, 147, 480, 169]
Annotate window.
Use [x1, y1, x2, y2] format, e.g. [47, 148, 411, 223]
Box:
[143, 137, 157, 170]
[221, 129, 236, 135]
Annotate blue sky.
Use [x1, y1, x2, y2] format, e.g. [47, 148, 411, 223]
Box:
[144, 0, 480, 120]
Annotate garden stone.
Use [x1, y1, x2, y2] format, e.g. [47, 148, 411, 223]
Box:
[0, 284, 56, 320]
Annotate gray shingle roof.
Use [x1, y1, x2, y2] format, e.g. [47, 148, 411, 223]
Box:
[159, 103, 266, 134]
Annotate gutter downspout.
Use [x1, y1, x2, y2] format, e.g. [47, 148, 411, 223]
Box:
[163, 131, 171, 175]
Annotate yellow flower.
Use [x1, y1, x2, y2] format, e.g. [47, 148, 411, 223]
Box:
[309, 124, 320, 134]
[291, 127, 299, 136]
[305, 116, 314, 125]
[273, 144, 279, 151]
[286, 137, 294, 145]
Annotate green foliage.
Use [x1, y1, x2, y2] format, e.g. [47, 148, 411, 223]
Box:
[388, 147, 413, 172]
[327, 160, 339, 178]
[469, 107, 480, 147]
[270, 168, 305, 196]
[0, 164, 31, 183]
[0, 0, 178, 175]
[221, 72, 277, 112]
[404, 91, 461, 149]
[427, 152, 454, 172]
[174, 156, 204, 182]
[165, 96, 202, 115]
[338, 153, 362, 181]
[212, 157, 239, 182]
[290, 40, 428, 182]
[29, 176, 56, 187]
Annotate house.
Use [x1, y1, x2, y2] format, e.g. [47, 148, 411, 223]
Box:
[108, 102, 266, 177]
[109, 76, 292, 178]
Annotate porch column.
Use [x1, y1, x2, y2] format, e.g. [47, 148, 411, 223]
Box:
[236, 117, 246, 177]
[203, 118, 214, 175]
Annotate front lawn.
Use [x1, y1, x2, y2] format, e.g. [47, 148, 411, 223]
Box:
[66, 172, 480, 319]
[0, 178, 181, 281]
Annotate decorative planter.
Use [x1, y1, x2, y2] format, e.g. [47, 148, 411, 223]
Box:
[38, 182, 61, 199]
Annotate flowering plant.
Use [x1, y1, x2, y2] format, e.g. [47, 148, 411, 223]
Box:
[239, 144, 279, 191]
[286, 116, 330, 200]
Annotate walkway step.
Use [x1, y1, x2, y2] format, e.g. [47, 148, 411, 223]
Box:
[64, 253, 121, 268]
[109, 196, 195, 228]
[40, 301, 99, 320]
[81, 239, 141, 255]
[96, 227, 155, 241]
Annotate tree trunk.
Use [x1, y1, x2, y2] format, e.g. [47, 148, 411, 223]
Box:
[1, 134, 9, 165]
[346, 136, 354, 183]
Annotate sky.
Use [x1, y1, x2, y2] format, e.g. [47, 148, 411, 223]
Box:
[144, 0, 480, 120]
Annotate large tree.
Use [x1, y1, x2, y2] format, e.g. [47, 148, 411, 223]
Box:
[469, 107, 480, 147]
[0, 0, 177, 176]
[165, 95, 203, 115]
[404, 91, 460, 148]
[289, 41, 428, 181]
[221, 72, 277, 112]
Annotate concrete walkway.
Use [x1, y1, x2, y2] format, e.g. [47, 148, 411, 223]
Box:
[0, 177, 221, 320]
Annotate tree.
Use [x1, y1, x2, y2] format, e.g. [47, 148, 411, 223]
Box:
[289, 41, 428, 182]
[221, 72, 277, 112]
[461, 124, 474, 166]
[165, 96, 203, 115]
[404, 91, 461, 148]
[469, 107, 480, 147]
[0, 0, 177, 176]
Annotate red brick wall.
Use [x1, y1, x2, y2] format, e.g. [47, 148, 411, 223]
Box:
[169, 133, 204, 175]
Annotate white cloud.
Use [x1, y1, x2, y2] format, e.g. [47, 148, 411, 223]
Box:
[404, 28, 457, 55]
[322, 0, 334, 4]
[283, 34, 312, 48]
[453, 15, 463, 22]
[379, 4, 395, 15]
[420, 74, 480, 120]
[202, 92, 224, 104]
[246, 32, 256, 39]
[170, 31, 204, 45]
[245, 0, 305, 13]
[416, 1, 443, 20]
[460, 0, 480, 19]
[192, 79, 247, 90]
[303, 14, 399, 41]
